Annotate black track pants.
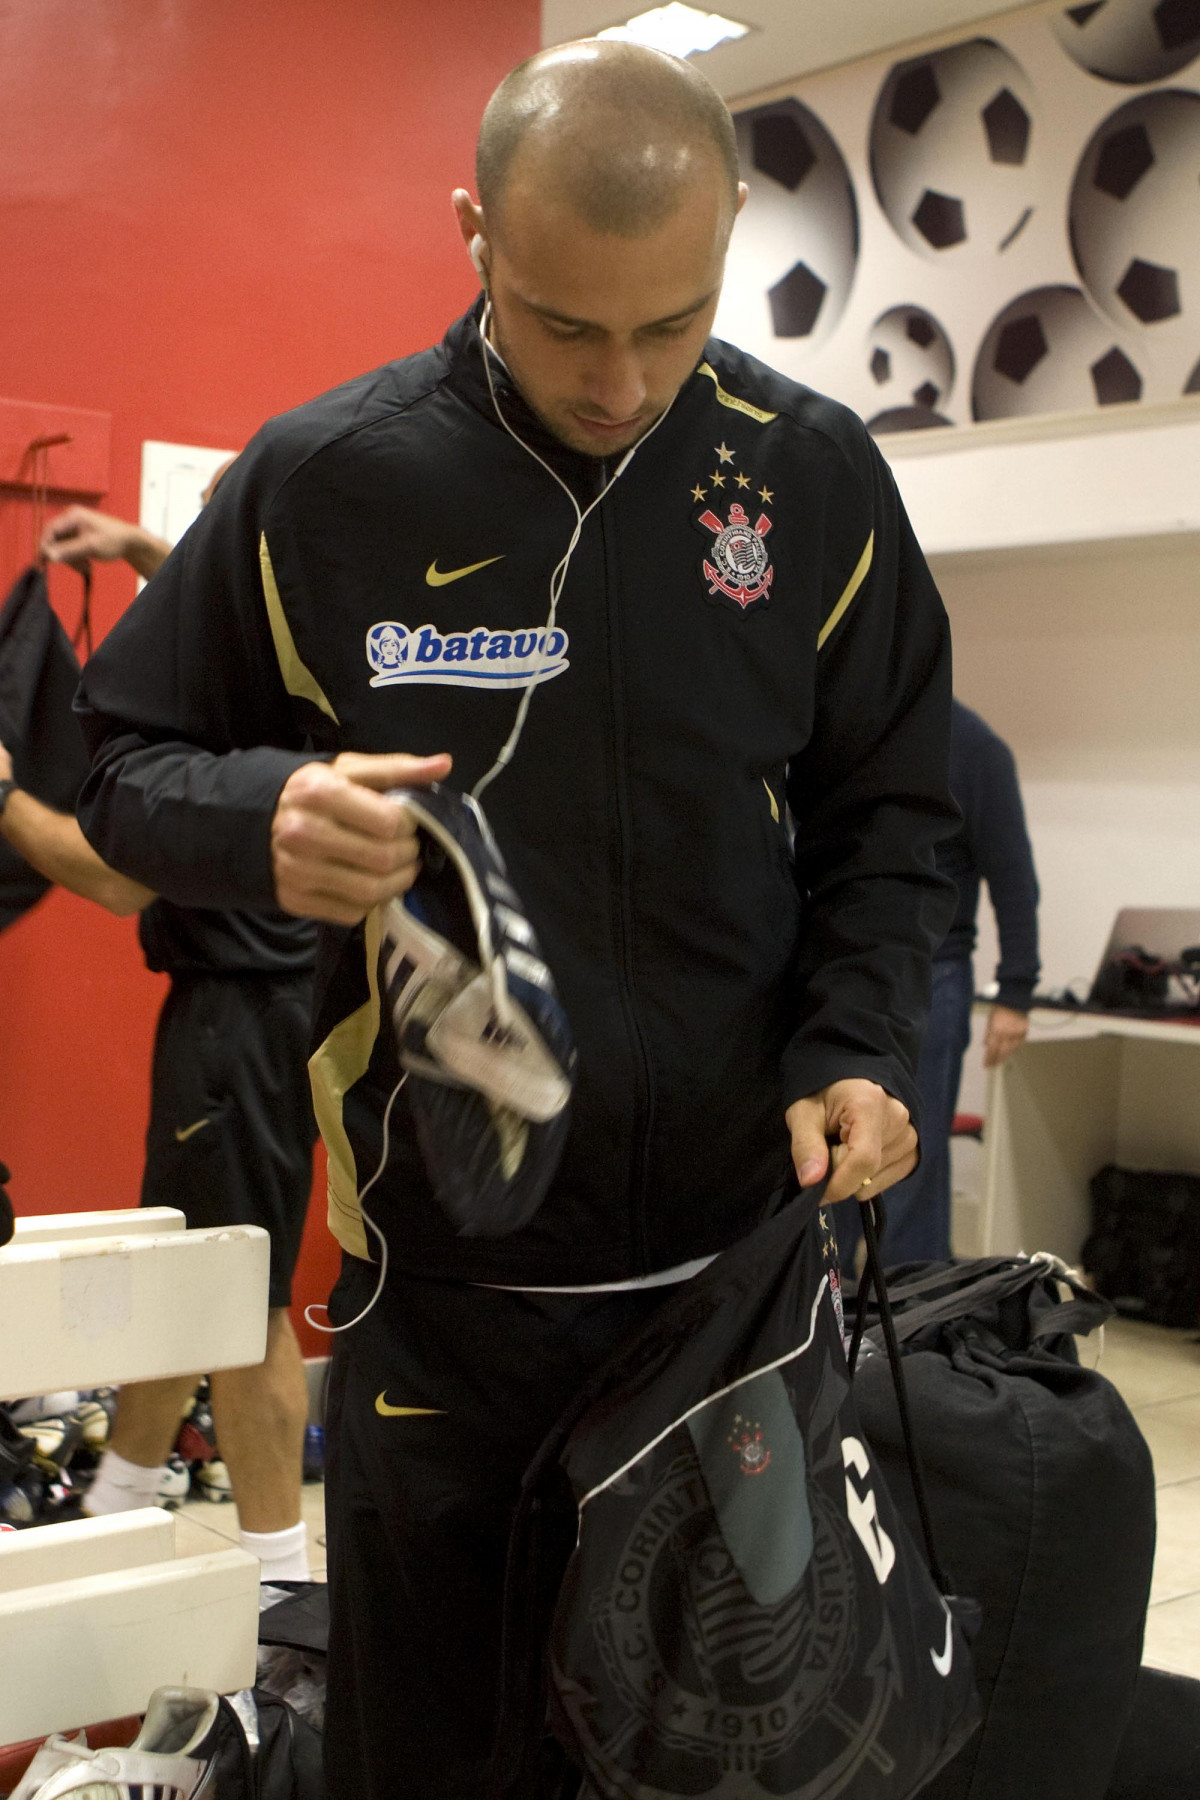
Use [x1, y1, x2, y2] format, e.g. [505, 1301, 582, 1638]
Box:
[322, 1256, 667, 1799]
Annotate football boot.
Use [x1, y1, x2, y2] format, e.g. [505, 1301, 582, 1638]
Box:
[379, 785, 575, 1237]
[8, 1393, 81, 1426]
[174, 1384, 218, 1468]
[192, 1458, 233, 1503]
[9, 1687, 219, 1799]
[156, 1453, 191, 1509]
[18, 1415, 86, 1478]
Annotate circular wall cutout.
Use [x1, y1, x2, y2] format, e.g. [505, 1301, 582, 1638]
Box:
[1069, 88, 1200, 349]
[1051, 0, 1200, 86]
[973, 284, 1145, 418]
[867, 405, 955, 435]
[727, 98, 859, 350]
[866, 306, 956, 423]
[870, 39, 1037, 260]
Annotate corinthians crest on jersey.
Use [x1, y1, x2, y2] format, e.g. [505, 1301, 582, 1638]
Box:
[696, 499, 775, 613]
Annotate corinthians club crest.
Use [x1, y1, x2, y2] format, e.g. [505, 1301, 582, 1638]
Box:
[728, 1414, 771, 1476]
[697, 500, 774, 612]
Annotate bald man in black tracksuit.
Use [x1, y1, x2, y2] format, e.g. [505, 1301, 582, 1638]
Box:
[73, 41, 958, 1799]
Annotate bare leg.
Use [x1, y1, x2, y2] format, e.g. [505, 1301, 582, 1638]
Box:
[107, 1373, 200, 1467]
[208, 1308, 308, 1534]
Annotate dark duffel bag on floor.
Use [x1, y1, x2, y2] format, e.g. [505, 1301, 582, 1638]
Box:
[850, 1252, 1156, 1800]
[1104, 1665, 1200, 1800]
[492, 1189, 982, 1800]
[1082, 1164, 1200, 1329]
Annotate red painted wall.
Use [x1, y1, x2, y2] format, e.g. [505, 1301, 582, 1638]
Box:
[0, 0, 540, 1354]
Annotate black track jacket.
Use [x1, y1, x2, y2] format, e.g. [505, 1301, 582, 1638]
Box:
[76, 305, 957, 1285]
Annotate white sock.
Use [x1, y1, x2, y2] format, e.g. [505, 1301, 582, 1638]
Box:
[240, 1520, 310, 1583]
[83, 1448, 164, 1516]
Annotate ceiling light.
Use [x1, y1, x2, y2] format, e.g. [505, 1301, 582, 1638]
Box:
[597, 4, 750, 59]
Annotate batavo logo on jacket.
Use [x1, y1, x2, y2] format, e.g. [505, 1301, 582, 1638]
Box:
[365, 620, 569, 690]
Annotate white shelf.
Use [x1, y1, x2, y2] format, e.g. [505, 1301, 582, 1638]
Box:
[881, 402, 1200, 560]
[979, 1011, 1200, 1261]
[0, 1212, 271, 1751]
[0, 1218, 270, 1401]
[0, 1509, 176, 1592]
[0, 1513, 258, 1744]
[10, 1208, 185, 1248]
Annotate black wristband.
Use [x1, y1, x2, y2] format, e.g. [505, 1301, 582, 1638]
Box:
[0, 779, 16, 819]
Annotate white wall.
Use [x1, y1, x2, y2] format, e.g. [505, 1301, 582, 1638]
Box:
[932, 534, 1200, 1111]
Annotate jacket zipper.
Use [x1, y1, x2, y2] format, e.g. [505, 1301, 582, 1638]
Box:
[598, 498, 655, 1273]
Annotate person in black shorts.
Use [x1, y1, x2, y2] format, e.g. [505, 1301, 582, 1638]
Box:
[34, 494, 318, 1584]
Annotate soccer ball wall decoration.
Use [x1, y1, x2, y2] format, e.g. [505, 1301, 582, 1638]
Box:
[1069, 88, 1200, 389]
[972, 285, 1144, 417]
[721, 0, 1200, 433]
[727, 98, 860, 350]
[1051, 0, 1200, 86]
[869, 40, 1036, 260]
[866, 306, 956, 431]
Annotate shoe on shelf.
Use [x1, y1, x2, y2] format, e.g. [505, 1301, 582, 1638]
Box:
[156, 1453, 191, 1509]
[192, 1458, 234, 1504]
[173, 1386, 218, 1469]
[8, 1686, 219, 1798]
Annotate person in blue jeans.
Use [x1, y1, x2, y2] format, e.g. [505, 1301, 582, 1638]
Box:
[838, 700, 1040, 1271]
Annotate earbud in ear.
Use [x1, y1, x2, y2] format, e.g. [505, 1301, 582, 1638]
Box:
[470, 234, 489, 283]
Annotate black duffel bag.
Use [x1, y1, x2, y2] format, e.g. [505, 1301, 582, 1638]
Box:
[850, 1251, 1155, 1800]
[492, 1190, 981, 1800]
[1106, 1665, 1200, 1800]
[1082, 1164, 1200, 1329]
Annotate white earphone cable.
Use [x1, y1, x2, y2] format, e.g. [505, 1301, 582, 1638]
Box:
[303, 1070, 408, 1336]
[308, 294, 679, 1336]
[471, 294, 675, 798]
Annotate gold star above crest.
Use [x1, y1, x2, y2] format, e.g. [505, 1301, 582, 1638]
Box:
[710, 470, 725, 488]
[734, 471, 751, 489]
[715, 443, 735, 464]
[691, 482, 706, 502]
[759, 484, 774, 504]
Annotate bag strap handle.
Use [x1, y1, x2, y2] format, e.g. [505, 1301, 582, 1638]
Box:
[71, 564, 93, 660]
[849, 1197, 953, 1594]
[871, 1256, 1020, 1306]
[873, 1258, 1109, 1347]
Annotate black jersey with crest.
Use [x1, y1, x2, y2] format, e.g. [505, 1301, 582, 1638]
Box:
[76, 304, 956, 1286]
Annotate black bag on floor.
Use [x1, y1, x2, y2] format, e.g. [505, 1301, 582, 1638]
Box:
[211, 1689, 324, 1799]
[1104, 1665, 1200, 1800]
[493, 1189, 981, 1799]
[1082, 1164, 1200, 1328]
[851, 1253, 1156, 1800]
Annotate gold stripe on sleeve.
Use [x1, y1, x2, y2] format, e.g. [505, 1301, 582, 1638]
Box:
[817, 531, 874, 651]
[697, 363, 778, 425]
[259, 533, 340, 724]
[308, 909, 383, 1262]
[764, 779, 780, 823]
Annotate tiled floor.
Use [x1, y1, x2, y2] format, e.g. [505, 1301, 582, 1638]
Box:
[1091, 1317, 1200, 1678]
[173, 1316, 1200, 1675]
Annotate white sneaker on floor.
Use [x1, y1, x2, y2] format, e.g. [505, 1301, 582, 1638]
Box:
[8, 1687, 219, 1799]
